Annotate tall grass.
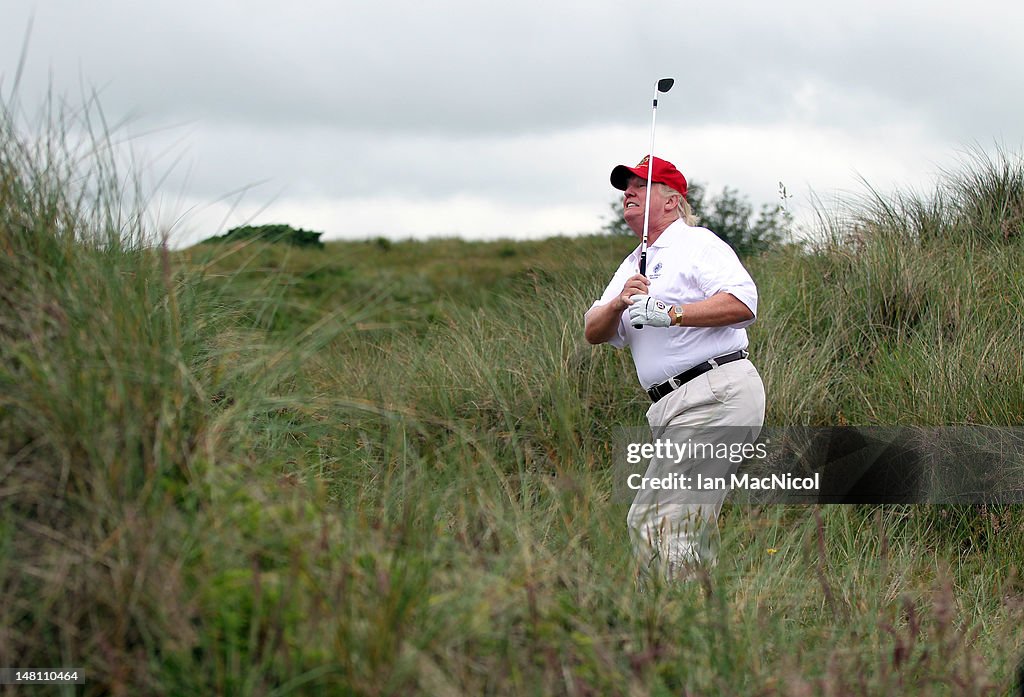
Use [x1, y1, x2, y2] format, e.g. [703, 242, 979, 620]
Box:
[4, 96, 185, 690]
[0, 94, 340, 692]
[2, 85, 1023, 695]
[748, 149, 1024, 426]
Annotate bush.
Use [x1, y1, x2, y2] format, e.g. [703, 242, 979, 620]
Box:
[205, 223, 325, 249]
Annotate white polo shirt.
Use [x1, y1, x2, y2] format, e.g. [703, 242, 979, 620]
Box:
[590, 219, 758, 390]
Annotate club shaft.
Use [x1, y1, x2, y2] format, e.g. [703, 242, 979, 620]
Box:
[634, 85, 661, 329]
[640, 87, 660, 276]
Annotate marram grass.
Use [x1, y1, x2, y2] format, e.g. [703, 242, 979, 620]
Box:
[2, 92, 1023, 695]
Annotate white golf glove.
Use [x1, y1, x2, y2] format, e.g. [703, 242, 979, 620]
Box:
[628, 295, 672, 328]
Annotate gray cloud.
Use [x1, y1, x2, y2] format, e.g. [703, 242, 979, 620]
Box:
[14, 0, 1017, 136]
[3, 0, 1022, 243]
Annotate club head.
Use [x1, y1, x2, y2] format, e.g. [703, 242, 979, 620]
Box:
[657, 78, 675, 93]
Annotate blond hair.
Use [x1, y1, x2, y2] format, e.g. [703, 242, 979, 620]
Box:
[658, 183, 700, 226]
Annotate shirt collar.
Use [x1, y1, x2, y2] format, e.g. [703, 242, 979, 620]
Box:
[627, 219, 688, 262]
[649, 218, 687, 248]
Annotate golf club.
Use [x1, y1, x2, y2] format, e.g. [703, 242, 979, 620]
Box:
[634, 77, 675, 330]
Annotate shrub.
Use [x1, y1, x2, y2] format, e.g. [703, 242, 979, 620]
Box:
[205, 223, 325, 249]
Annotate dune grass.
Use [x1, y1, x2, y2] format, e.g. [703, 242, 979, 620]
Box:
[2, 90, 1023, 695]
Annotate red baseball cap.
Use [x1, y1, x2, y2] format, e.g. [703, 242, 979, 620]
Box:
[610, 156, 688, 200]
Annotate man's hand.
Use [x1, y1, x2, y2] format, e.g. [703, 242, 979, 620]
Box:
[628, 295, 672, 328]
[616, 274, 650, 311]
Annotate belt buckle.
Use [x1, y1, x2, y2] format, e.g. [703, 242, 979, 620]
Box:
[667, 375, 681, 390]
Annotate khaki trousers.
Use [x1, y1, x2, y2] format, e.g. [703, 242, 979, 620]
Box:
[627, 359, 766, 581]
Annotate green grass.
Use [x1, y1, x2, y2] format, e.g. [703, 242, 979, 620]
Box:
[2, 90, 1024, 695]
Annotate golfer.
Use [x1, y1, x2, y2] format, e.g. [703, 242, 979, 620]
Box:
[584, 155, 766, 581]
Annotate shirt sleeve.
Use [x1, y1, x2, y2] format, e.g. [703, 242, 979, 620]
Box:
[587, 256, 636, 348]
[696, 236, 758, 329]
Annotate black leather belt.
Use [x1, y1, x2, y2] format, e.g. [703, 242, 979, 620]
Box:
[646, 350, 749, 403]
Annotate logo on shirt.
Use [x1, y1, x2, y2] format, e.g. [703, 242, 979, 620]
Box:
[650, 261, 663, 279]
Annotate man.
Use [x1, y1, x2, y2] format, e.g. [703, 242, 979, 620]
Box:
[585, 155, 766, 581]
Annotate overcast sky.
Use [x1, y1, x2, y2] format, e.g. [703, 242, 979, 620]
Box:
[3, 0, 1023, 247]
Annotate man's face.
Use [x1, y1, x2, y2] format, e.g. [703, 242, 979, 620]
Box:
[622, 175, 672, 236]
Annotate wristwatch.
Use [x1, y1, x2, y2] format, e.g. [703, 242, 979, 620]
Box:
[672, 305, 685, 326]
